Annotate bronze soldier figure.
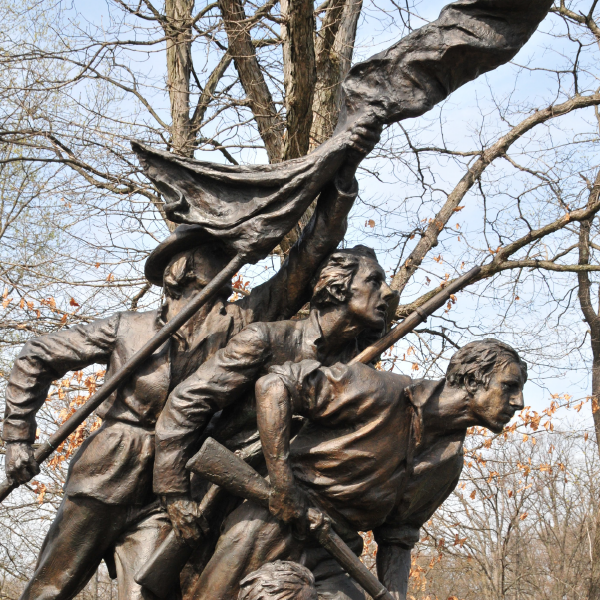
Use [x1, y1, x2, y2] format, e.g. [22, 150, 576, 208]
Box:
[1, 122, 379, 600]
[0, 2, 556, 598]
[188, 339, 526, 600]
[153, 245, 396, 540]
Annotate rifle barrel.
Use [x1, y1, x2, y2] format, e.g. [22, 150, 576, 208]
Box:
[350, 266, 481, 366]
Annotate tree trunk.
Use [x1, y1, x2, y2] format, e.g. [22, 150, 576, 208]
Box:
[278, 0, 363, 254]
[281, 0, 316, 161]
[310, 0, 362, 150]
[588, 344, 600, 600]
[590, 501, 600, 600]
[218, 0, 284, 163]
[575, 170, 600, 600]
[165, 0, 195, 158]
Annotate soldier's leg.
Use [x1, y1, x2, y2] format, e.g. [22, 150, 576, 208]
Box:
[113, 506, 174, 600]
[20, 496, 129, 600]
[187, 501, 304, 600]
[306, 548, 367, 600]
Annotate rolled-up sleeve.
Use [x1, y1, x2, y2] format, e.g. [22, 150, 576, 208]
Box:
[241, 178, 358, 323]
[2, 315, 120, 443]
[154, 322, 273, 495]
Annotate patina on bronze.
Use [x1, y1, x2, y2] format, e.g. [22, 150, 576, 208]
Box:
[0, 135, 374, 600]
[134, 266, 479, 598]
[187, 438, 396, 600]
[0, 1, 552, 599]
[1, 0, 551, 501]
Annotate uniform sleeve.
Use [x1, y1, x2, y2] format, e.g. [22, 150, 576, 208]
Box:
[2, 314, 120, 443]
[240, 177, 358, 322]
[154, 322, 273, 495]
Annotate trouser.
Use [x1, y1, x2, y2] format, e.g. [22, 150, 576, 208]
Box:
[188, 501, 366, 600]
[20, 495, 173, 600]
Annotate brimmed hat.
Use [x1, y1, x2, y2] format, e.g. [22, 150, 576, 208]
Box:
[145, 225, 236, 287]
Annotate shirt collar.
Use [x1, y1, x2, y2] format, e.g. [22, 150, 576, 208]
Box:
[303, 309, 324, 349]
[302, 310, 363, 365]
[405, 378, 445, 409]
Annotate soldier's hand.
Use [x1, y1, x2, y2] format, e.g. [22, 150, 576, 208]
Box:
[337, 116, 382, 189]
[269, 484, 307, 526]
[162, 495, 207, 546]
[5, 442, 39, 485]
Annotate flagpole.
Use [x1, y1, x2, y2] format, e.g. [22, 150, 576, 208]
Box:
[0, 253, 246, 503]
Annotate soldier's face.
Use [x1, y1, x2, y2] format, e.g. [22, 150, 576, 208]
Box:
[468, 361, 525, 433]
[183, 247, 232, 294]
[346, 259, 395, 330]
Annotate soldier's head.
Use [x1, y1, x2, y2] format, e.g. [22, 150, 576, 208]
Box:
[310, 245, 397, 331]
[238, 561, 318, 600]
[446, 339, 527, 433]
[145, 225, 235, 300]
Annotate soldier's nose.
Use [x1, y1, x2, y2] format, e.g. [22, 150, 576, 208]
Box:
[510, 391, 524, 410]
[381, 283, 395, 302]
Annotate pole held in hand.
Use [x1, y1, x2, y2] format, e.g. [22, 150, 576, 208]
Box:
[0, 254, 245, 503]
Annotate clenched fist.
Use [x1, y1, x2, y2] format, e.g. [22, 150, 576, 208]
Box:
[5, 442, 39, 484]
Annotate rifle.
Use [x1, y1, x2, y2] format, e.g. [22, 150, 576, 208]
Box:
[351, 266, 480, 365]
[134, 266, 481, 596]
[187, 438, 396, 600]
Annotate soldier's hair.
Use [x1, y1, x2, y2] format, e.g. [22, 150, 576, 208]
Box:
[446, 339, 527, 389]
[163, 246, 232, 300]
[310, 245, 378, 309]
[238, 561, 318, 600]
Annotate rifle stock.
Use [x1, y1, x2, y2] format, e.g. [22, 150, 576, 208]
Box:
[187, 438, 395, 600]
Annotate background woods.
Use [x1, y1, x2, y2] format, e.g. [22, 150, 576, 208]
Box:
[2, 1, 600, 599]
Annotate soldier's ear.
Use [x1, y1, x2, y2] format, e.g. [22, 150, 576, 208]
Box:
[326, 282, 348, 304]
[464, 375, 479, 395]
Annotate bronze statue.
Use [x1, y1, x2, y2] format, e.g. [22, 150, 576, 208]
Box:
[0, 1, 554, 599]
[1, 126, 377, 600]
[186, 339, 526, 600]
[153, 245, 396, 541]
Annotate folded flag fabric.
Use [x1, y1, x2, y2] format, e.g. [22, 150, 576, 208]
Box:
[132, 131, 348, 263]
[340, 0, 553, 127]
[133, 0, 552, 264]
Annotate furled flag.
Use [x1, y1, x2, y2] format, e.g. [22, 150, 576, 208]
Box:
[133, 0, 552, 264]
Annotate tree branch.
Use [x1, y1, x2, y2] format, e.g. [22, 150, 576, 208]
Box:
[396, 187, 600, 319]
[218, 0, 285, 162]
[391, 92, 600, 297]
[281, 0, 316, 160]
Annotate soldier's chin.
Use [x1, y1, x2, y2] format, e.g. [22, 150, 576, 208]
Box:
[484, 417, 508, 434]
[368, 311, 386, 329]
